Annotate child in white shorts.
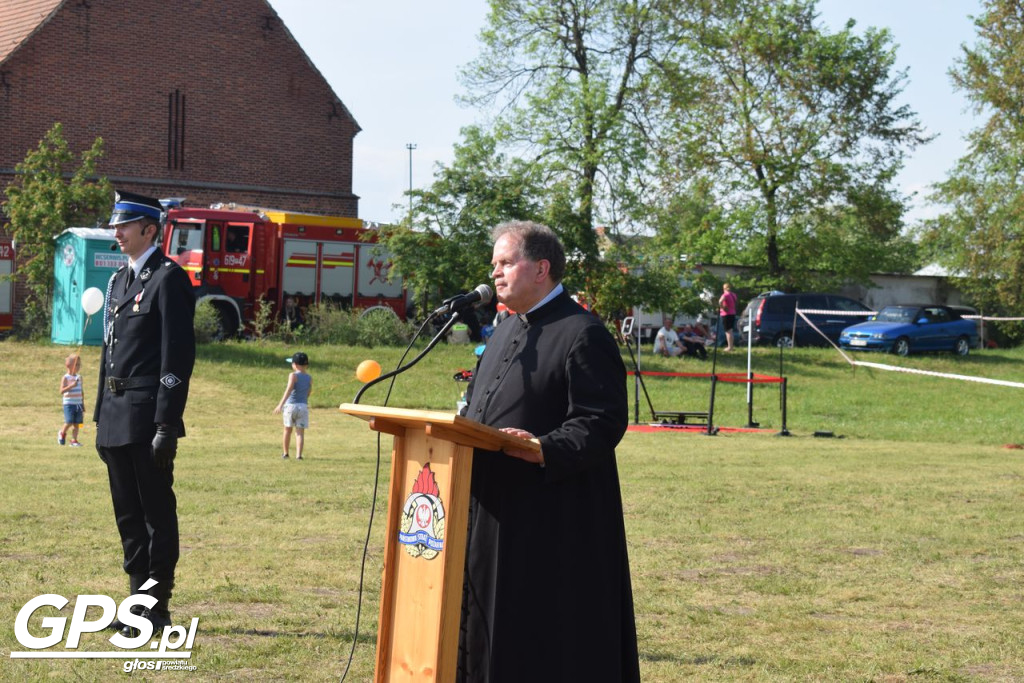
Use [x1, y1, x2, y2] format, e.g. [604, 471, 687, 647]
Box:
[273, 352, 312, 459]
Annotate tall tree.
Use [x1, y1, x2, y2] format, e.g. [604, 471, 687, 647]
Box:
[380, 126, 669, 321]
[920, 0, 1024, 340]
[2, 123, 111, 338]
[376, 126, 545, 315]
[649, 0, 927, 289]
[460, 0, 659, 266]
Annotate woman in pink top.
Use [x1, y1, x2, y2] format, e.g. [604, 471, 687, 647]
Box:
[719, 283, 738, 351]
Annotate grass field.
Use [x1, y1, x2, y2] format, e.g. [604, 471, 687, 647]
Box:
[2, 338, 1023, 681]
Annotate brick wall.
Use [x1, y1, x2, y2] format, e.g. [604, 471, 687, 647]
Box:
[0, 0, 360, 216]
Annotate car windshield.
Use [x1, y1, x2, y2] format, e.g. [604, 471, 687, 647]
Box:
[876, 306, 917, 323]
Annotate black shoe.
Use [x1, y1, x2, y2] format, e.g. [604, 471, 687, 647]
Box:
[109, 605, 146, 632]
[119, 607, 172, 637]
[146, 606, 172, 631]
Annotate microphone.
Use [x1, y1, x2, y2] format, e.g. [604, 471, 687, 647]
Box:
[433, 284, 493, 316]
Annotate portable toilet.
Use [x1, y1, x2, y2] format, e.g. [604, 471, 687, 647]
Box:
[52, 227, 125, 345]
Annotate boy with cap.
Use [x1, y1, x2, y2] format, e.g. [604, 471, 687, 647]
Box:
[94, 189, 195, 635]
[273, 352, 313, 459]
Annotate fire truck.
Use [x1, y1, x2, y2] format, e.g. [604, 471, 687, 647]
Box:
[161, 204, 406, 336]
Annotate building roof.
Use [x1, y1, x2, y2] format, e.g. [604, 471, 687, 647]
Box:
[0, 0, 359, 131]
[0, 0, 65, 65]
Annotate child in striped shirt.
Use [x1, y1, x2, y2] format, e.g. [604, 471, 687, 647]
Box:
[58, 354, 85, 447]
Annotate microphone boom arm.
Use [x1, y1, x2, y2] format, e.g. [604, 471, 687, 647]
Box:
[352, 309, 465, 404]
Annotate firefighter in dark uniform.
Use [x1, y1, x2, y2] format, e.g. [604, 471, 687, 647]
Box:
[94, 190, 195, 633]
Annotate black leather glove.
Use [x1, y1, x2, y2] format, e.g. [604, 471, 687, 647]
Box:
[152, 424, 177, 468]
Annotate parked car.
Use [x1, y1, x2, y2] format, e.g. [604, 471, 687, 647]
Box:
[839, 304, 979, 356]
[740, 292, 873, 347]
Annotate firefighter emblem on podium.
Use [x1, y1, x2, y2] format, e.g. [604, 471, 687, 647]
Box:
[399, 464, 446, 560]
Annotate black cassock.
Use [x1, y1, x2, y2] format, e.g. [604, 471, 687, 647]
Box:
[458, 290, 640, 683]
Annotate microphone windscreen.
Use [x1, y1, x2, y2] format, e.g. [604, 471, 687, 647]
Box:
[476, 284, 494, 305]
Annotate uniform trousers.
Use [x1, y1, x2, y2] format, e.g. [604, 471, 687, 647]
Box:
[99, 443, 179, 583]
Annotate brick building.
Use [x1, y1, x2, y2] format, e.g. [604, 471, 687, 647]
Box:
[0, 0, 362, 332]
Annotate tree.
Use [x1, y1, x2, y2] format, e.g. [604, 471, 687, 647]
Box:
[2, 123, 111, 338]
[376, 126, 546, 316]
[919, 0, 1024, 341]
[460, 0, 660, 267]
[648, 0, 927, 290]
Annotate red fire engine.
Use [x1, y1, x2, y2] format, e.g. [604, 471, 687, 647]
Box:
[162, 204, 406, 336]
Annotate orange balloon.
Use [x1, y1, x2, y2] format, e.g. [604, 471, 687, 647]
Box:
[356, 359, 382, 383]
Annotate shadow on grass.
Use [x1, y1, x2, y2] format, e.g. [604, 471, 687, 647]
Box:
[641, 650, 757, 667]
[197, 342, 302, 368]
[214, 626, 377, 643]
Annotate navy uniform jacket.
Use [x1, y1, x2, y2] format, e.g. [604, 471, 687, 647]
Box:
[94, 249, 196, 447]
[458, 290, 640, 683]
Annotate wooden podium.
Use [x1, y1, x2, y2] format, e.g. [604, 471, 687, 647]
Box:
[339, 403, 540, 683]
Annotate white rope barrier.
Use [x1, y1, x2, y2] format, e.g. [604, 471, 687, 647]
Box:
[796, 307, 1024, 322]
[794, 309, 1024, 389]
[850, 360, 1024, 388]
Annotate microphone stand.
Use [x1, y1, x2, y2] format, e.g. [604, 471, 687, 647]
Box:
[352, 309, 465, 404]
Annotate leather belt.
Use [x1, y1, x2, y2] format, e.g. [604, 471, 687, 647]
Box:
[106, 376, 159, 394]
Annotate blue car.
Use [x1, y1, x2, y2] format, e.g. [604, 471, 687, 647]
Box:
[839, 305, 979, 357]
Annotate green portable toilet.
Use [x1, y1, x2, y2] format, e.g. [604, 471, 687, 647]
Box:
[52, 227, 125, 346]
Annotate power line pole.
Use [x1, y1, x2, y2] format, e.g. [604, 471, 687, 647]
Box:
[406, 143, 417, 224]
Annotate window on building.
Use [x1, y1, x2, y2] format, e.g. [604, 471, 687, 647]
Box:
[168, 90, 186, 170]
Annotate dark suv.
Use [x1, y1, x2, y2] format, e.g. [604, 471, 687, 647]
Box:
[740, 292, 873, 347]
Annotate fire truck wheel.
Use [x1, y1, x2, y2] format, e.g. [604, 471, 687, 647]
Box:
[212, 302, 240, 340]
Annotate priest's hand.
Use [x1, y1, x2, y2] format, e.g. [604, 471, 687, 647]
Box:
[498, 428, 544, 466]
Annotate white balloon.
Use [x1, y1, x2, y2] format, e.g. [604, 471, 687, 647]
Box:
[81, 287, 105, 315]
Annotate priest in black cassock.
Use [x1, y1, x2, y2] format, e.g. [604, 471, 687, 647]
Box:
[457, 221, 640, 683]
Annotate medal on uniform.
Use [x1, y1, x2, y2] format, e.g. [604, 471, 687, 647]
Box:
[133, 290, 144, 312]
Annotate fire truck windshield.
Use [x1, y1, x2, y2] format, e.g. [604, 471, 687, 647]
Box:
[171, 223, 203, 255]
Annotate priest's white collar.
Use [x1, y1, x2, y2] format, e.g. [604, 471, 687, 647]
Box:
[525, 283, 564, 314]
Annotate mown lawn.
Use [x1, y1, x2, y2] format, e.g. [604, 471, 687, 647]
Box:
[1, 339, 1022, 681]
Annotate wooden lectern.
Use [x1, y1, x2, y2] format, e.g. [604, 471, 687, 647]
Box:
[339, 403, 540, 683]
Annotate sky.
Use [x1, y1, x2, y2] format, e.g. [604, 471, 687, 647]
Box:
[270, 0, 984, 225]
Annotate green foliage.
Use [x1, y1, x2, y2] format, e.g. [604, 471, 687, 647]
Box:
[1, 123, 111, 338]
[918, 0, 1024, 343]
[193, 299, 221, 344]
[646, 0, 928, 288]
[301, 303, 414, 348]
[250, 294, 277, 343]
[378, 127, 544, 311]
[461, 0, 659, 261]
[437, 0, 932, 315]
[354, 308, 416, 348]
